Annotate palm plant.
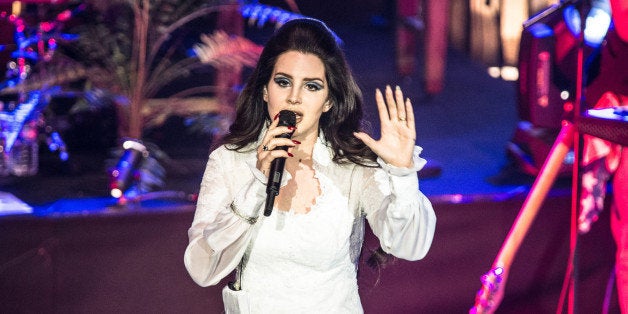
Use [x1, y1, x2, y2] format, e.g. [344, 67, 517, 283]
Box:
[73, 0, 308, 140]
[63, 0, 260, 139]
[2, 1, 305, 140]
[0, 0, 306, 188]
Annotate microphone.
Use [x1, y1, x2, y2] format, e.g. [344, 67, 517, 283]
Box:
[264, 110, 296, 216]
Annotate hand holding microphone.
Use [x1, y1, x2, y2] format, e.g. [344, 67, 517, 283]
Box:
[263, 110, 297, 216]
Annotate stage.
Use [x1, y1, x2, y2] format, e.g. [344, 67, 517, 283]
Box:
[0, 189, 618, 313]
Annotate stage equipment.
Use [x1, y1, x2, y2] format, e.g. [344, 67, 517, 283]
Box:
[508, 0, 611, 176]
[471, 121, 576, 314]
[472, 1, 617, 313]
[241, 3, 306, 28]
[106, 139, 178, 208]
[578, 106, 628, 147]
[0, 191, 32, 215]
[0, 1, 82, 177]
[472, 105, 628, 313]
[0, 91, 44, 176]
[109, 139, 148, 200]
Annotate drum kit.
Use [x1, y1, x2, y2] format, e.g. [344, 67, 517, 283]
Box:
[0, 0, 79, 177]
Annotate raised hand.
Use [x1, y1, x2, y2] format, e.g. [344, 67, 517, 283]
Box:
[353, 85, 416, 168]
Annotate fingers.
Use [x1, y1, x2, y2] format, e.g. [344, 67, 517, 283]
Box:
[376, 85, 413, 123]
[353, 131, 376, 148]
[256, 149, 293, 176]
[374, 88, 388, 125]
[385, 85, 398, 121]
[359, 85, 417, 168]
[259, 135, 295, 152]
[260, 114, 296, 152]
[257, 141, 294, 176]
[394, 86, 406, 122]
[405, 97, 415, 125]
[256, 115, 297, 175]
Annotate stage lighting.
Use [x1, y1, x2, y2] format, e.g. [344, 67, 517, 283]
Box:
[509, 1, 611, 176]
[109, 140, 148, 199]
[517, 1, 611, 129]
[563, 2, 611, 48]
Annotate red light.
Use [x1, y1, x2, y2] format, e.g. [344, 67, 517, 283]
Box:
[57, 10, 71, 22]
[40, 22, 54, 32]
[563, 101, 574, 113]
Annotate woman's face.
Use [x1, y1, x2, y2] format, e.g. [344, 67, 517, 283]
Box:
[264, 50, 331, 141]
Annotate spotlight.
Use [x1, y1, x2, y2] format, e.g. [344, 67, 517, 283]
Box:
[563, 2, 611, 48]
[517, 1, 611, 129]
[109, 140, 148, 199]
[508, 1, 611, 176]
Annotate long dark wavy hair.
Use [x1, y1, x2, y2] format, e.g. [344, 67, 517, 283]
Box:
[220, 18, 377, 166]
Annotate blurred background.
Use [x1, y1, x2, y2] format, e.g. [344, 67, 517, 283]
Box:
[0, 0, 622, 313]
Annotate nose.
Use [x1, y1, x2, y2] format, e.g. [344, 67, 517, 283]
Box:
[287, 88, 302, 105]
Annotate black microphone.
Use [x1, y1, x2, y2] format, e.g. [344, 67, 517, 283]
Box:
[264, 110, 297, 216]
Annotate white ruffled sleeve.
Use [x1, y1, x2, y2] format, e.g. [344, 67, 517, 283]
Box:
[362, 146, 436, 260]
[184, 146, 267, 287]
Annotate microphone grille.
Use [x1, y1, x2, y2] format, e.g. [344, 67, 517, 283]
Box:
[278, 110, 296, 127]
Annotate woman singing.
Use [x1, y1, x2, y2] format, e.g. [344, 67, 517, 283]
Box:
[184, 18, 436, 313]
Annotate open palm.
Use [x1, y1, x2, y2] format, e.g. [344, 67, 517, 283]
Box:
[354, 85, 416, 168]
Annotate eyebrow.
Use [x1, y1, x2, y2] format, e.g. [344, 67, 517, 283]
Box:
[274, 72, 325, 83]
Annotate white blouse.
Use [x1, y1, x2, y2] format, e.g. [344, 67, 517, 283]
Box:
[184, 136, 436, 312]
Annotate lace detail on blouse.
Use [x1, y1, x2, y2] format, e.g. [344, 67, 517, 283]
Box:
[241, 169, 363, 313]
[184, 136, 435, 303]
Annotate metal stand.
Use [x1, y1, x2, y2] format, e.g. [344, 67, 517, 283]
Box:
[470, 1, 593, 313]
[470, 121, 576, 314]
